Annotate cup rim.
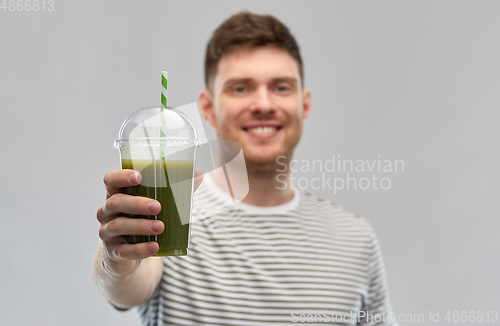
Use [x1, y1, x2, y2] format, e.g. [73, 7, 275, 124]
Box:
[114, 137, 199, 148]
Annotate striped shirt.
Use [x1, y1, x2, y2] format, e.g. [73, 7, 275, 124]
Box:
[137, 175, 396, 325]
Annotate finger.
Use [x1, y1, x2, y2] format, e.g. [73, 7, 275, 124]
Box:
[193, 169, 204, 193]
[97, 194, 161, 224]
[103, 170, 142, 198]
[99, 217, 164, 242]
[107, 242, 160, 261]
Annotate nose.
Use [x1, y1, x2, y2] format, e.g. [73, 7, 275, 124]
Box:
[249, 86, 275, 115]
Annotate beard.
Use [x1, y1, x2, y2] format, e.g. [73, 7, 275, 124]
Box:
[243, 147, 295, 179]
[214, 113, 303, 178]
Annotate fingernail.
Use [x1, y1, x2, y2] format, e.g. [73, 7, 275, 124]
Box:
[151, 221, 163, 232]
[128, 171, 142, 184]
[146, 242, 157, 254]
[147, 201, 161, 213]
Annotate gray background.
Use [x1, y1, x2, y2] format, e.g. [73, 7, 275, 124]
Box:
[1, 1, 499, 325]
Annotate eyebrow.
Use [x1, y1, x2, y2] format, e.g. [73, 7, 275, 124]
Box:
[223, 77, 298, 87]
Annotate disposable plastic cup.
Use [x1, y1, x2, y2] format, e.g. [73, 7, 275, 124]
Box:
[114, 106, 199, 256]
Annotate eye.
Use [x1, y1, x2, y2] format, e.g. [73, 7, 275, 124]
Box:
[233, 86, 247, 93]
[274, 84, 293, 93]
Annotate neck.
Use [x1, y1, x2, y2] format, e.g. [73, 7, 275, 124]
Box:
[210, 154, 295, 207]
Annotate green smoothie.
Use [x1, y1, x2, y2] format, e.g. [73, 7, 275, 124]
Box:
[121, 159, 194, 256]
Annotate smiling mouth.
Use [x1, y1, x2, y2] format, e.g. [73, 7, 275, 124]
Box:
[242, 126, 282, 135]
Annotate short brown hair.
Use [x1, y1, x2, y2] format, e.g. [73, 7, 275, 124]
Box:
[204, 12, 303, 92]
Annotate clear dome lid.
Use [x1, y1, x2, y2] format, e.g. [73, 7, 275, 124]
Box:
[114, 106, 199, 146]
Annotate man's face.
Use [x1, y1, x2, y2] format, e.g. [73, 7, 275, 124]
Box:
[200, 46, 311, 166]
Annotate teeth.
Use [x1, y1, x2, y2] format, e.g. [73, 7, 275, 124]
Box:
[248, 127, 277, 134]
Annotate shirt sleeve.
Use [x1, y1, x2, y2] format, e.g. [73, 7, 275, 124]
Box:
[136, 278, 162, 325]
[110, 303, 130, 312]
[358, 228, 397, 326]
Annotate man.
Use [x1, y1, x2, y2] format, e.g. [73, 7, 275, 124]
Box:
[93, 12, 396, 325]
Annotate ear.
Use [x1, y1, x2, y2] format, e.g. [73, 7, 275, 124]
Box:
[199, 89, 216, 127]
[302, 89, 311, 120]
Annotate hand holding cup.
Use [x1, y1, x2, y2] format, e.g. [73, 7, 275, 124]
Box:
[96, 168, 203, 277]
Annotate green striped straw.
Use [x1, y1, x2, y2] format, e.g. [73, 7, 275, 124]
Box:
[160, 71, 168, 159]
[160, 71, 168, 136]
